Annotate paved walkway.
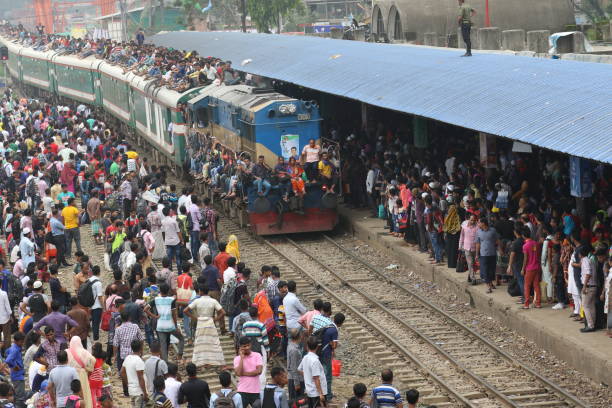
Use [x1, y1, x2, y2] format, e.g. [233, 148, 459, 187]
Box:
[338, 205, 612, 386]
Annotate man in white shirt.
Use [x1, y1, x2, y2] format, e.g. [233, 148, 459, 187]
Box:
[283, 281, 306, 330]
[298, 337, 327, 408]
[177, 188, 192, 212]
[0, 288, 12, 347]
[164, 363, 182, 408]
[579, 246, 597, 332]
[89, 266, 104, 341]
[120, 340, 148, 407]
[161, 207, 183, 272]
[144, 342, 168, 395]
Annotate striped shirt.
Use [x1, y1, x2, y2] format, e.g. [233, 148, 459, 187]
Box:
[241, 320, 270, 352]
[371, 384, 402, 408]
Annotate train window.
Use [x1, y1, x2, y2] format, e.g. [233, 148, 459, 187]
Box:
[244, 124, 255, 143]
[196, 107, 208, 124]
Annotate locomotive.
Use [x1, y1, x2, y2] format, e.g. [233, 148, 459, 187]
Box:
[1, 37, 338, 235]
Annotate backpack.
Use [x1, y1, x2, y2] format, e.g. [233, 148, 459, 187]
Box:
[77, 278, 99, 308]
[187, 210, 194, 231]
[3, 271, 23, 308]
[27, 178, 38, 198]
[220, 277, 239, 312]
[261, 386, 278, 408]
[48, 163, 59, 184]
[213, 390, 237, 408]
[104, 192, 119, 211]
[28, 293, 48, 316]
[233, 314, 251, 347]
[312, 325, 333, 358]
[64, 395, 80, 408]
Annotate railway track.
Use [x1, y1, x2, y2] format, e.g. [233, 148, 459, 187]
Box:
[278, 234, 589, 408]
[152, 172, 589, 407]
[211, 210, 589, 408]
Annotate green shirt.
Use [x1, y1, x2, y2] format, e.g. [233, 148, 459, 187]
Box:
[459, 4, 473, 23]
[111, 232, 126, 252]
[109, 162, 120, 176]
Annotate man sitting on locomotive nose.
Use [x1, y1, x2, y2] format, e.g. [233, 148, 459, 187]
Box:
[252, 155, 272, 197]
[274, 157, 292, 200]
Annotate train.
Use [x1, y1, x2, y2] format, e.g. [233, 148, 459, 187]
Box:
[0, 36, 339, 235]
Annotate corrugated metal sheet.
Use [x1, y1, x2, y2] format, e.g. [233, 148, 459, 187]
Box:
[151, 32, 612, 164]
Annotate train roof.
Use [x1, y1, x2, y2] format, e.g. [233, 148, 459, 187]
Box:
[52, 53, 100, 70]
[188, 84, 295, 113]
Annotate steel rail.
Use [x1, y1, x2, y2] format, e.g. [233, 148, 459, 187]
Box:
[321, 234, 590, 408]
[281, 237, 521, 408]
[261, 237, 475, 408]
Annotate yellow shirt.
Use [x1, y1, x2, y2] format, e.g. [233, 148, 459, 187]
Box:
[25, 138, 36, 151]
[126, 151, 139, 160]
[62, 205, 79, 229]
[318, 160, 332, 178]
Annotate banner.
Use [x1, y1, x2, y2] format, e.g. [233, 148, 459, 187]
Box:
[479, 132, 497, 169]
[280, 134, 300, 160]
[569, 156, 593, 198]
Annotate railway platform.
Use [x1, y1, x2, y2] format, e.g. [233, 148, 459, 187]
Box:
[337, 205, 612, 387]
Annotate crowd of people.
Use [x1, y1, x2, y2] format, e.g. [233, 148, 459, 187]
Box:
[3, 23, 241, 93]
[185, 133, 341, 213]
[0, 86, 439, 408]
[330, 119, 612, 335]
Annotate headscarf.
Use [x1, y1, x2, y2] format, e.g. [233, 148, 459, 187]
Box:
[253, 290, 275, 331]
[68, 336, 95, 370]
[226, 234, 240, 261]
[443, 205, 461, 234]
[60, 162, 76, 186]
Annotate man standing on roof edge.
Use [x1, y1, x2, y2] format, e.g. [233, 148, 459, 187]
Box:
[458, 0, 476, 57]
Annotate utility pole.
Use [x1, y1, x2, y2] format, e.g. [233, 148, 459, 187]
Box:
[241, 0, 246, 32]
[119, 0, 128, 42]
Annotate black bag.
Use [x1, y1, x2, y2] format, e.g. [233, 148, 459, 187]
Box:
[456, 251, 468, 273]
[507, 278, 522, 297]
[77, 278, 99, 307]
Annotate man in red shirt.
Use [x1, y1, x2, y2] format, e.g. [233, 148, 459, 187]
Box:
[521, 226, 541, 309]
[213, 242, 230, 277]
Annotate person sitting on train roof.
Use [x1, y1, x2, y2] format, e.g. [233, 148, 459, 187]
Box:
[251, 155, 272, 197]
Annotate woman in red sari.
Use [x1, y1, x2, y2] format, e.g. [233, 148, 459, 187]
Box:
[60, 162, 78, 193]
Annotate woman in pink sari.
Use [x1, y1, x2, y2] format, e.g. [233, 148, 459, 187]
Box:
[67, 336, 96, 408]
[60, 162, 78, 193]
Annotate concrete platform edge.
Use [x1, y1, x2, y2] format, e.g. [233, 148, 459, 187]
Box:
[337, 206, 612, 387]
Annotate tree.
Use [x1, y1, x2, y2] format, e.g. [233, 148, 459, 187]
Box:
[247, 0, 304, 33]
[174, 0, 203, 29]
[574, 0, 609, 23]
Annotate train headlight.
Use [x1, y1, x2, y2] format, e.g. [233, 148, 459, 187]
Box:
[279, 104, 296, 115]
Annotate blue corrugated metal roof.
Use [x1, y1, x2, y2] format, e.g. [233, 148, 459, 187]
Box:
[151, 32, 612, 164]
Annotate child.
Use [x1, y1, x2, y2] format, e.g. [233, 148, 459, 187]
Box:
[65, 379, 82, 408]
[89, 343, 106, 407]
[152, 377, 173, 408]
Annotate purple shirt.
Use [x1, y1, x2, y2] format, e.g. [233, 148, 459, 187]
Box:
[188, 203, 202, 231]
[33, 312, 78, 343]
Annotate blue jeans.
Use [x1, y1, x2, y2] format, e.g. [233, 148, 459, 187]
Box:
[144, 322, 155, 345]
[91, 308, 102, 341]
[190, 230, 201, 262]
[429, 231, 443, 262]
[208, 232, 219, 259]
[166, 244, 182, 272]
[65, 227, 82, 257]
[182, 308, 193, 340]
[254, 179, 271, 195]
[513, 265, 525, 300]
